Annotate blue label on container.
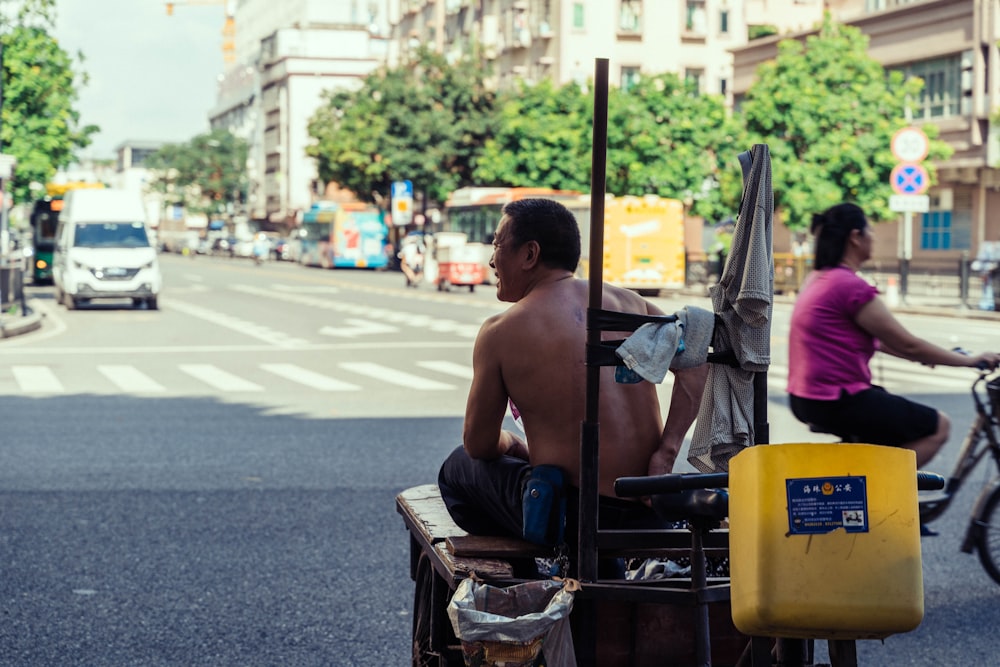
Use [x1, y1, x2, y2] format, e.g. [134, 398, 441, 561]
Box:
[786, 476, 868, 535]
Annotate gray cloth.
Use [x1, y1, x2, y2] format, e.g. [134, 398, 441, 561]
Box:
[688, 144, 773, 473]
[614, 306, 714, 384]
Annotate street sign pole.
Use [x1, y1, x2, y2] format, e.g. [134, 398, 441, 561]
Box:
[900, 211, 912, 299]
[890, 125, 930, 304]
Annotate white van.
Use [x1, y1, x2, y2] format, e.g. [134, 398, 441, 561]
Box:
[53, 189, 162, 310]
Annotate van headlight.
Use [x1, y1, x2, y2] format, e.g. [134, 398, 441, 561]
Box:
[73, 260, 89, 271]
[141, 260, 156, 269]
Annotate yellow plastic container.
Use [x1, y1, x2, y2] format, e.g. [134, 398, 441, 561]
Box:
[729, 443, 923, 640]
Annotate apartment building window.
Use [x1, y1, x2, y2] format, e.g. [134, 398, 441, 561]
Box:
[573, 2, 585, 29]
[622, 66, 641, 91]
[898, 55, 962, 119]
[720, 78, 728, 95]
[685, 0, 707, 34]
[619, 0, 642, 33]
[719, 9, 729, 34]
[685, 68, 705, 95]
[922, 192, 972, 250]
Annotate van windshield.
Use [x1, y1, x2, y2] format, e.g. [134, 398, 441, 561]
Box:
[73, 223, 150, 248]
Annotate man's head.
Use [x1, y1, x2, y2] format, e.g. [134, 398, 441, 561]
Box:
[496, 198, 581, 270]
[490, 199, 581, 302]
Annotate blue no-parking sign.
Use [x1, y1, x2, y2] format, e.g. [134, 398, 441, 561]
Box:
[890, 163, 929, 195]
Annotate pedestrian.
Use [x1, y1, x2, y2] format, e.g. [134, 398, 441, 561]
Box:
[398, 232, 424, 287]
[786, 202, 1000, 468]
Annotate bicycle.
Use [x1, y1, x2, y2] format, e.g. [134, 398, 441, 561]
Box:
[918, 369, 1000, 584]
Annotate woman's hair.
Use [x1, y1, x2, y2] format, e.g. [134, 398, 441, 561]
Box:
[500, 198, 581, 272]
[810, 203, 868, 270]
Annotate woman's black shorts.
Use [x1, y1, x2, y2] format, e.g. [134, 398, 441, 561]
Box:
[789, 385, 939, 447]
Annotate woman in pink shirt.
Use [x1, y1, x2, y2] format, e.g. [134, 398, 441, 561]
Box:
[787, 203, 999, 467]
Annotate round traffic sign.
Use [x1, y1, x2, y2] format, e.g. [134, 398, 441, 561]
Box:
[890, 163, 930, 195]
[891, 127, 929, 162]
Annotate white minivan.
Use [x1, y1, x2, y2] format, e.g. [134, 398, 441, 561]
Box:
[53, 189, 162, 310]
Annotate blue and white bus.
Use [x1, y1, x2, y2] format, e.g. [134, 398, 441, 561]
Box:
[299, 201, 389, 269]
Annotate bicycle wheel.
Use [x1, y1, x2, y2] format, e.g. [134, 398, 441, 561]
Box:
[974, 484, 1000, 586]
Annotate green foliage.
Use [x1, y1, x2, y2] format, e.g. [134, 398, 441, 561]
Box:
[607, 73, 746, 221]
[2, 5, 97, 203]
[307, 47, 497, 207]
[474, 74, 745, 223]
[473, 78, 592, 191]
[145, 129, 249, 215]
[748, 25, 779, 41]
[740, 15, 951, 229]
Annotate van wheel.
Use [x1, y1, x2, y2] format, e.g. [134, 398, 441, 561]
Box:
[146, 297, 158, 311]
[63, 293, 76, 310]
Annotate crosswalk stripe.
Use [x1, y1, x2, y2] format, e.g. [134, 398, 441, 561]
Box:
[340, 361, 455, 390]
[12, 365, 64, 393]
[417, 360, 474, 380]
[97, 365, 166, 393]
[179, 364, 264, 392]
[260, 363, 360, 391]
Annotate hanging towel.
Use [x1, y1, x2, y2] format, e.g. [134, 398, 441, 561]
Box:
[688, 144, 773, 473]
[615, 306, 715, 384]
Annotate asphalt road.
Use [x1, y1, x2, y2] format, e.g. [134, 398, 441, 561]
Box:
[0, 254, 997, 666]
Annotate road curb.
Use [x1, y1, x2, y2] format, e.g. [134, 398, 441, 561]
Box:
[0, 309, 43, 338]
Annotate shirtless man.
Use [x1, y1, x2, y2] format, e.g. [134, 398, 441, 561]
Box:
[438, 198, 707, 542]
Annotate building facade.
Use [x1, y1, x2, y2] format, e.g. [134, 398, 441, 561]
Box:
[732, 0, 1000, 268]
[209, 0, 390, 227]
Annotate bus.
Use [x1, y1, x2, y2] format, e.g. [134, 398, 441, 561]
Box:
[442, 187, 584, 285]
[442, 187, 686, 292]
[29, 181, 106, 283]
[298, 201, 389, 269]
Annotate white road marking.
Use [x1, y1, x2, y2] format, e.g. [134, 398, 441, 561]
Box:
[179, 364, 264, 392]
[12, 365, 64, 393]
[340, 362, 455, 390]
[416, 360, 474, 380]
[319, 319, 399, 338]
[229, 284, 486, 338]
[165, 298, 309, 348]
[260, 363, 360, 391]
[97, 365, 166, 393]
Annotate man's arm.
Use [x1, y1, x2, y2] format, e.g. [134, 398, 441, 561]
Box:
[462, 316, 526, 460]
[648, 364, 708, 476]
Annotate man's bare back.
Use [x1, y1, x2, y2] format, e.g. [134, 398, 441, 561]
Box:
[470, 276, 669, 495]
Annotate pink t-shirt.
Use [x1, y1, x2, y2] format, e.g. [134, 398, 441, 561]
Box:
[786, 267, 880, 400]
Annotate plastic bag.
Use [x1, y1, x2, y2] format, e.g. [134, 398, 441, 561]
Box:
[447, 577, 578, 667]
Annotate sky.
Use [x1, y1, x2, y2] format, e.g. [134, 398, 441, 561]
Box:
[53, 0, 225, 160]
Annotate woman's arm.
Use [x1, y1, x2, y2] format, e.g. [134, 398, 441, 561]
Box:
[856, 297, 999, 369]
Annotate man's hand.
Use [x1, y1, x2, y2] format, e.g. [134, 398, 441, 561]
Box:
[646, 447, 676, 478]
[501, 430, 530, 461]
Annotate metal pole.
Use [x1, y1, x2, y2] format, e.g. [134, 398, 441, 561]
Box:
[959, 250, 970, 309]
[580, 57, 608, 584]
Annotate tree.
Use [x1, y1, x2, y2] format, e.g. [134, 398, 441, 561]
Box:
[473, 78, 592, 191]
[307, 47, 497, 208]
[739, 15, 950, 230]
[606, 73, 746, 221]
[145, 129, 249, 216]
[2, 0, 97, 203]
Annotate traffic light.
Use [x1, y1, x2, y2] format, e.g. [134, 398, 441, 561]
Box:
[166, 2, 174, 15]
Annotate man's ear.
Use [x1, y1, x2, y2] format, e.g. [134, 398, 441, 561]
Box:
[523, 240, 540, 268]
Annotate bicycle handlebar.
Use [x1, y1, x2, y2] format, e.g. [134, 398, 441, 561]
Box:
[614, 472, 730, 498]
[615, 470, 946, 497]
[917, 471, 945, 491]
